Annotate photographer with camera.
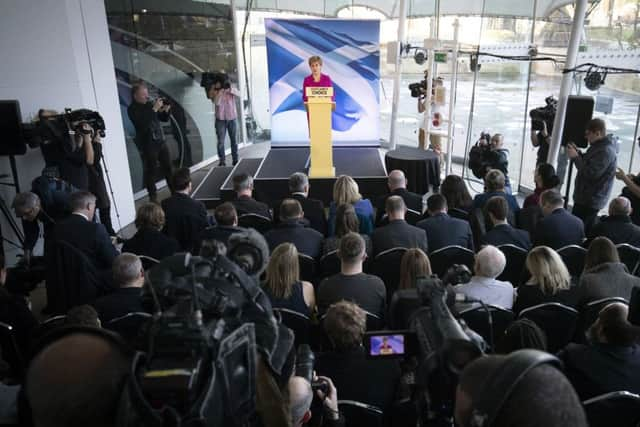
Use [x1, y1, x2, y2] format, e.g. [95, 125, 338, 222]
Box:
[289, 374, 344, 426]
[530, 97, 568, 189]
[468, 133, 512, 194]
[127, 82, 173, 203]
[208, 76, 240, 166]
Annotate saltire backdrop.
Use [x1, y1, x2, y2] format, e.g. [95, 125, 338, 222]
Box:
[265, 19, 380, 145]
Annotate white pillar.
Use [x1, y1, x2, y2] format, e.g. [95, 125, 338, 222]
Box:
[445, 18, 460, 176]
[389, 0, 407, 150]
[231, 0, 248, 144]
[547, 0, 589, 167]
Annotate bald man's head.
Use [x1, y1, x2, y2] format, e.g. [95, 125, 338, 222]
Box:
[288, 376, 313, 426]
[26, 332, 130, 427]
[609, 196, 632, 217]
[388, 170, 407, 190]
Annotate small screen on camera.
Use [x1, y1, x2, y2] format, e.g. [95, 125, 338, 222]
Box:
[367, 333, 405, 356]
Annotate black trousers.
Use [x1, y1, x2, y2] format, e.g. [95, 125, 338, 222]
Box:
[142, 142, 173, 198]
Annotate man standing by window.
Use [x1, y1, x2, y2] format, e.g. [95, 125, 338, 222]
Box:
[209, 76, 240, 166]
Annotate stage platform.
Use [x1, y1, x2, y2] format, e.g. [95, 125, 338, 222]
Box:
[192, 146, 388, 208]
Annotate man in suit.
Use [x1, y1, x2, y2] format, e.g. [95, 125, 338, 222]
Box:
[534, 190, 585, 249]
[375, 170, 423, 225]
[589, 197, 640, 247]
[317, 232, 386, 319]
[197, 202, 244, 251]
[231, 173, 271, 219]
[371, 196, 428, 256]
[92, 253, 146, 323]
[264, 199, 323, 258]
[481, 196, 531, 250]
[417, 194, 474, 252]
[559, 302, 640, 400]
[161, 168, 209, 252]
[274, 172, 327, 235]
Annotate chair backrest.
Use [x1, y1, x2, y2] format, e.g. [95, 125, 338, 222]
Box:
[429, 245, 475, 278]
[319, 250, 341, 279]
[138, 255, 160, 271]
[273, 308, 311, 347]
[406, 208, 422, 226]
[518, 302, 579, 353]
[459, 305, 515, 352]
[583, 391, 640, 427]
[297, 254, 316, 283]
[616, 243, 640, 276]
[581, 297, 630, 334]
[105, 312, 152, 346]
[557, 244, 587, 277]
[496, 244, 528, 287]
[338, 400, 384, 427]
[517, 205, 543, 237]
[388, 289, 421, 329]
[372, 247, 407, 301]
[449, 208, 470, 222]
[238, 213, 272, 233]
[0, 322, 23, 378]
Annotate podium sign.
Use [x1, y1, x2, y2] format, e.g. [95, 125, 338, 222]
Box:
[305, 86, 335, 178]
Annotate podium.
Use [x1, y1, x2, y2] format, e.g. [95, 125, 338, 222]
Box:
[305, 86, 335, 178]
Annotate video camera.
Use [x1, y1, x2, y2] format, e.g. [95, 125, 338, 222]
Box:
[409, 80, 428, 98]
[529, 96, 557, 132]
[22, 108, 106, 148]
[468, 132, 500, 179]
[201, 72, 231, 92]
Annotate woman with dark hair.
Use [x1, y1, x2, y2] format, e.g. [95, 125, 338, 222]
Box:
[578, 236, 640, 307]
[524, 163, 561, 209]
[440, 175, 473, 217]
[322, 204, 372, 257]
[122, 202, 179, 261]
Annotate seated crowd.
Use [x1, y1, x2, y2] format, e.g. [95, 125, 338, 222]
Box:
[4, 153, 640, 427]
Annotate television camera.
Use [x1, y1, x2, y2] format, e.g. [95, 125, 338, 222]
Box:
[529, 96, 557, 132]
[22, 108, 106, 149]
[201, 72, 231, 92]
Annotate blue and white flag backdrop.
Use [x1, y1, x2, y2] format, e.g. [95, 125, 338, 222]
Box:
[265, 19, 380, 145]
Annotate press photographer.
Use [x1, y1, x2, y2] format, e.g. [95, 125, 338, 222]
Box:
[468, 132, 511, 193]
[127, 82, 173, 202]
[529, 96, 568, 188]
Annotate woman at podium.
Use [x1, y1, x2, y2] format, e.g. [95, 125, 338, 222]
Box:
[302, 55, 335, 106]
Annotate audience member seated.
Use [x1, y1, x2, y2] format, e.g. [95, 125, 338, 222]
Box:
[122, 202, 179, 261]
[578, 237, 640, 307]
[440, 174, 473, 217]
[455, 352, 588, 427]
[92, 253, 146, 323]
[288, 375, 343, 426]
[65, 304, 101, 328]
[264, 199, 324, 259]
[197, 202, 244, 250]
[513, 246, 579, 314]
[534, 189, 585, 249]
[559, 302, 640, 400]
[375, 169, 423, 224]
[472, 169, 520, 216]
[25, 331, 131, 427]
[262, 243, 315, 317]
[231, 173, 271, 218]
[481, 196, 531, 250]
[371, 196, 428, 256]
[317, 233, 386, 318]
[523, 163, 561, 209]
[316, 301, 401, 412]
[453, 245, 514, 309]
[53, 191, 118, 271]
[495, 319, 548, 354]
[327, 175, 374, 236]
[321, 204, 372, 258]
[161, 167, 209, 252]
[397, 248, 432, 291]
[588, 196, 640, 247]
[417, 194, 474, 252]
[274, 172, 327, 235]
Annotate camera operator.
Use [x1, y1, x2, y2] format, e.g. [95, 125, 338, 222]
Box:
[486, 134, 511, 194]
[530, 117, 568, 190]
[83, 123, 116, 236]
[208, 77, 240, 166]
[127, 82, 173, 202]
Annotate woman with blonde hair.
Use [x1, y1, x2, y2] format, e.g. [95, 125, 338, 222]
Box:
[262, 243, 315, 317]
[398, 248, 432, 290]
[513, 246, 578, 314]
[328, 175, 374, 236]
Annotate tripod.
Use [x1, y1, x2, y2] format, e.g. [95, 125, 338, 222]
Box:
[0, 155, 25, 251]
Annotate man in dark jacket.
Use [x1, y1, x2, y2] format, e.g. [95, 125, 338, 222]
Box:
[161, 168, 209, 252]
[534, 190, 585, 249]
[481, 196, 531, 250]
[197, 202, 244, 251]
[375, 170, 423, 225]
[567, 118, 617, 232]
[231, 173, 271, 219]
[371, 196, 428, 256]
[264, 199, 323, 258]
[127, 82, 173, 202]
[273, 172, 327, 235]
[417, 194, 474, 252]
[589, 197, 640, 247]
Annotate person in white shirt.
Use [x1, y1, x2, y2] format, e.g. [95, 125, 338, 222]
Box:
[453, 245, 514, 309]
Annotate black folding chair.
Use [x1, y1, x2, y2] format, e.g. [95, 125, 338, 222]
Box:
[449, 208, 470, 222]
[617, 244, 640, 276]
[429, 245, 475, 278]
[238, 213, 272, 234]
[104, 312, 152, 347]
[557, 245, 587, 277]
[274, 308, 311, 347]
[406, 209, 422, 226]
[298, 254, 317, 283]
[138, 255, 160, 271]
[583, 391, 640, 427]
[459, 305, 515, 352]
[372, 247, 407, 301]
[0, 322, 24, 378]
[318, 250, 340, 279]
[338, 400, 383, 427]
[518, 302, 579, 353]
[496, 244, 528, 287]
[388, 289, 421, 329]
